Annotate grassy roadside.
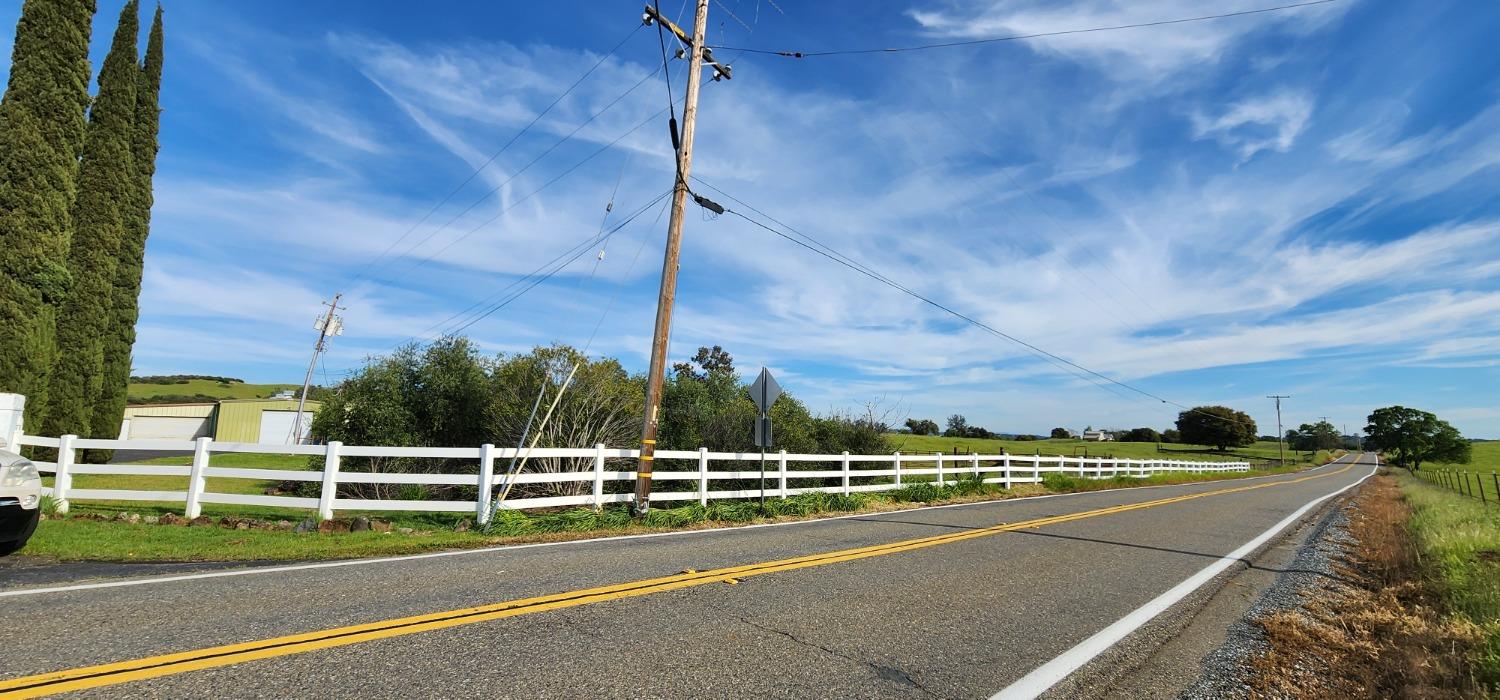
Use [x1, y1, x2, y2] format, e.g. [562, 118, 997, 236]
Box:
[19, 455, 1338, 564]
[1249, 473, 1489, 697]
[1399, 470, 1500, 689]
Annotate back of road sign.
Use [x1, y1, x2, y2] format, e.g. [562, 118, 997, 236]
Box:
[750, 368, 781, 415]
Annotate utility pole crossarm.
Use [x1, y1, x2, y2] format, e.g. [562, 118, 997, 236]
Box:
[1267, 395, 1290, 467]
[293, 293, 344, 445]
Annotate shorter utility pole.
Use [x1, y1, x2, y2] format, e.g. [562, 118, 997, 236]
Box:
[1267, 395, 1290, 466]
[293, 294, 344, 444]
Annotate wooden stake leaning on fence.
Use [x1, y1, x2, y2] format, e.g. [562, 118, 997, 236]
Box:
[490, 362, 581, 516]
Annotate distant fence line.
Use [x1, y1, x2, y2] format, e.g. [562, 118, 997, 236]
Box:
[17, 434, 1250, 524]
[1412, 467, 1499, 507]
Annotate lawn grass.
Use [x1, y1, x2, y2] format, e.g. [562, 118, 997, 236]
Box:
[127, 378, 298, 401]
[22, 454, 1336, 563]
[884, 435, 1319, 465]
[1398, 471, 1500, 688]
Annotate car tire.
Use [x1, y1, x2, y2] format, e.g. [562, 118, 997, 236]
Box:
[0, 509, 39, 557]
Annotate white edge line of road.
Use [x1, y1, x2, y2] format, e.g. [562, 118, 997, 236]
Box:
[991, 455, 1378, 700]
[0, 458, 1346, 599]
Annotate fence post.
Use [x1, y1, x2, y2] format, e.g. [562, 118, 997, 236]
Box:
[698, 447, 709, 506]
[53, 434, 76, 514]
[317, 440, 342, 521]
[971, 454, 980, 481]
[935, 453, 944, 487]
[591, 444, 606, 510]
[1001, 452, 1011, 489]
[185, 436, 211, 519]
[476, 443, 496, 525]
[778, 450, 788, 498]
[841, 451, 851, 495]
[1031, 455, 1039, 485]
[893, 452, 902, 487]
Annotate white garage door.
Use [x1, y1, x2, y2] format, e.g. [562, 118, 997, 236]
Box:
[258, 410, 311, 445]
[129, 416, 210, 440]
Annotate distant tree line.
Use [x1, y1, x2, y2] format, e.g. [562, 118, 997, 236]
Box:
[0, 1, 165, 440]
[130, 375, 245, 386]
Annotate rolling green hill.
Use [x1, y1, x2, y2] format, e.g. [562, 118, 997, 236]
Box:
[127, 377, 299, 403]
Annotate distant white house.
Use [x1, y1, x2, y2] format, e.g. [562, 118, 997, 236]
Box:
[1081, 429, 1114, 442]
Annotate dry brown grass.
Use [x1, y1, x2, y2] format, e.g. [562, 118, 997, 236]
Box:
[1248, 474, 1488, 699]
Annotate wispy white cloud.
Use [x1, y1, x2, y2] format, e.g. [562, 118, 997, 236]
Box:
[1192, 90, 1314, 161]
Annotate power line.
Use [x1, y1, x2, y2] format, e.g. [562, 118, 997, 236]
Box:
[376, 94, 679, 285]
[349, 24, 646, 287]
[407, 190, 674, 346]
[362, 65, 668, 285]
[444, 191, 673, 338]
[713, 192, 1256, 427]
[710, 0, 1341, 58]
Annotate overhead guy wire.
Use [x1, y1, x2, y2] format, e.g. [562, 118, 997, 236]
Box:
[712, 192, 1259, 427]
[365, 64, 669, 285]
[349, 24, 647, 287]
[709, 0, 1342, 58]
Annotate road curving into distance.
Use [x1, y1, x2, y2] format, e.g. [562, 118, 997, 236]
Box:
[0, 453, 1376, 698]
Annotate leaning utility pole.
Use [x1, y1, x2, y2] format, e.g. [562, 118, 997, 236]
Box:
[1267, 395, 1290, 467]
[634, 0, 711, 515]
[292, 294, 343, 444]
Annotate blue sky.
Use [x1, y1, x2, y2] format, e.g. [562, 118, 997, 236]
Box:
[3, 0, 1498, 438]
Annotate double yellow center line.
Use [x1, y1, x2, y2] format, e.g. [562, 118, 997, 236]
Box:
[0, 461, 1355, 698]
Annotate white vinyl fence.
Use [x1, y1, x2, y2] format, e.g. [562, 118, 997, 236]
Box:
[17, 433, 1249, 525]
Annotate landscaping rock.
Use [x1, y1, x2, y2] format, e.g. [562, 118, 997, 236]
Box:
[351, 516, 370, 532]
[142, 515, 159, 524]
[275, 520, 293, 530]
[293, 518, 316, 534]
[397, 527, 414, 535]
[187, 516, 213, 527]
[159, 513, 185, 526]
[455, 519, 471, 533]
[371, 520, 392, 533]
[317, 519, 351, 534]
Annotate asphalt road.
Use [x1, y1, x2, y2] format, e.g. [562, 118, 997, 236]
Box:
[0, 454, 1376, 699]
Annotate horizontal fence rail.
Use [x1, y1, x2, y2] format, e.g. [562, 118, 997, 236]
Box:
[17, 434, 1250, 524]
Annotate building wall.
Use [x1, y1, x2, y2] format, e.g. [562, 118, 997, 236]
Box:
[123, 404, 216, 418]
[213, 400, 321, 443]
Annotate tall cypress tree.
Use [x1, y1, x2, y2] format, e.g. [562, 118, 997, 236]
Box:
[0, 0, 96, 423]
[93, 4, 163, 440]
[45, 0, 139, 439]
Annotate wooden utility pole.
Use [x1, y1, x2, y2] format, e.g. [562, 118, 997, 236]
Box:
[292, 294, 343, 444]
[634, 0, 710, 515]
[1267, 395, 1290, 467]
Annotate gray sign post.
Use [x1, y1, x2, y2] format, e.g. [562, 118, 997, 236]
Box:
[749, 368, 781, 513]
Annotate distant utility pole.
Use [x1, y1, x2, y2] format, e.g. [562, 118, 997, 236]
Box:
[292, 293, 344, 444]
[633, 0, 718, 516]
[1267, 395, 1290, 466]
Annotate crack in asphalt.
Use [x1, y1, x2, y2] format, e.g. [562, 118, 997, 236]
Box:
[739, 616, 938, 698]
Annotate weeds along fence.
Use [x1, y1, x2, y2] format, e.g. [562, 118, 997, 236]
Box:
[17, 433, 1250, 525]
[1412, 468, 1500, 508]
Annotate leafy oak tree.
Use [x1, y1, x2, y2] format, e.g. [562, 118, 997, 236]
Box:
[1175, 406, 1257, 451]
[1364, 406, 1470, 471]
